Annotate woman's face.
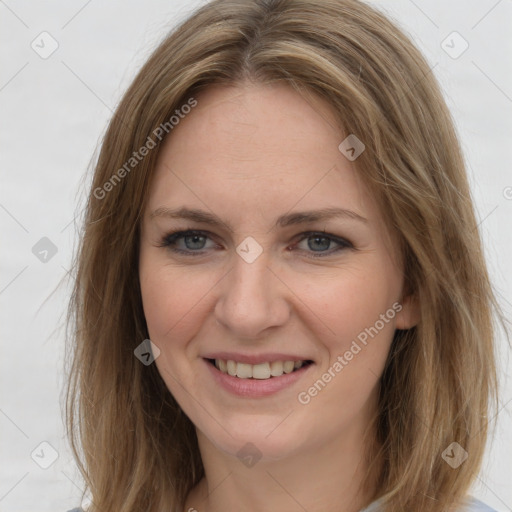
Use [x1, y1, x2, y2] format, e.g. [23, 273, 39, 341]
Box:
[139, 82, 417, 460]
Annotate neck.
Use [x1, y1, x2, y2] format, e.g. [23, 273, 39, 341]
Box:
[184, 399, 380, 512]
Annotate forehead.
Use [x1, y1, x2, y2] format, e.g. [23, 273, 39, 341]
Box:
[148, 82, 371, 213]
[164, 83, 341, 169]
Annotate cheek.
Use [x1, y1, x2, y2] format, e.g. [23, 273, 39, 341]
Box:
[305, 266, 400, 411]
[139, 256, 219, 344]
[298, 273, 399, 417]
[138, 260, 207, 391]
[139, 269, 176, 340]
[309, 265, 400, 350]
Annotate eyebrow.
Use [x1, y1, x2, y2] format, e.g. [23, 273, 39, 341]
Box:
[150, 206, 368, 231]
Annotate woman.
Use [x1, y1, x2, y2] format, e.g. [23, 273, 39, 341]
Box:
[65, 0, 504, 511]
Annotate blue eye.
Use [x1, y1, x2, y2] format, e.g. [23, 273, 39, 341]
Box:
[160, 230, 215, 255]
[294, 232, 352, 255]
[159, 229, 353, 258]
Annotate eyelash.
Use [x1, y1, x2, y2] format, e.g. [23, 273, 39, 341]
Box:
[158, 229, 353, 258]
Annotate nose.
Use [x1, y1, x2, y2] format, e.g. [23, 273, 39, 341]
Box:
[213, 249, 291, 340]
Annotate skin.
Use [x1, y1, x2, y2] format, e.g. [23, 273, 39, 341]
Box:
[138, 80, 419, 512]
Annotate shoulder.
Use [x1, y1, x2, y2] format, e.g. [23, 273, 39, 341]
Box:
[460, 496, 498, 511]
[362, 496, 497, 512]
[67, 497, 497, 512]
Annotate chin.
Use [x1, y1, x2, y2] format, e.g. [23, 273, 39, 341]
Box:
[198, 413, 313, 463]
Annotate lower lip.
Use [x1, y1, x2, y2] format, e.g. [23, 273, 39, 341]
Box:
[204, 359, 313, 397]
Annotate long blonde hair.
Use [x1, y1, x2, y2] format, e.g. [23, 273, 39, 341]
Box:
[65, 1, 504, 510]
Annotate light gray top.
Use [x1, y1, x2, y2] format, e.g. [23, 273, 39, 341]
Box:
[67, 496, 498, 512]
[361, 496, 497, 512]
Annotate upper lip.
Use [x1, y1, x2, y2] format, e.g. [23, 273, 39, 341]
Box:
[202, 352, 314, 365]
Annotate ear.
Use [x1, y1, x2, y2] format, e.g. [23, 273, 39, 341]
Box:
[395, 292, 420, 330]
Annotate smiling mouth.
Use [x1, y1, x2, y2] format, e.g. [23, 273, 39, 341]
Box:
[206, 358, 314, 379]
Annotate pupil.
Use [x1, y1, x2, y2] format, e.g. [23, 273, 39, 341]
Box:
[310, 236, 329, 251]
[186, 235, 205, 250]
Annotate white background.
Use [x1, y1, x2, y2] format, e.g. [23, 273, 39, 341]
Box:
[0, 1, 511, 511]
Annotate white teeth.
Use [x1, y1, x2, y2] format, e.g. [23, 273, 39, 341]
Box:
[270, 360, 284, 376]
[283, 361, 294, 374]
[227, 360, 237, 377]
[236, 363, 252, 379]
[252, 362, 271, 379]
[213, 359, 308, 379]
